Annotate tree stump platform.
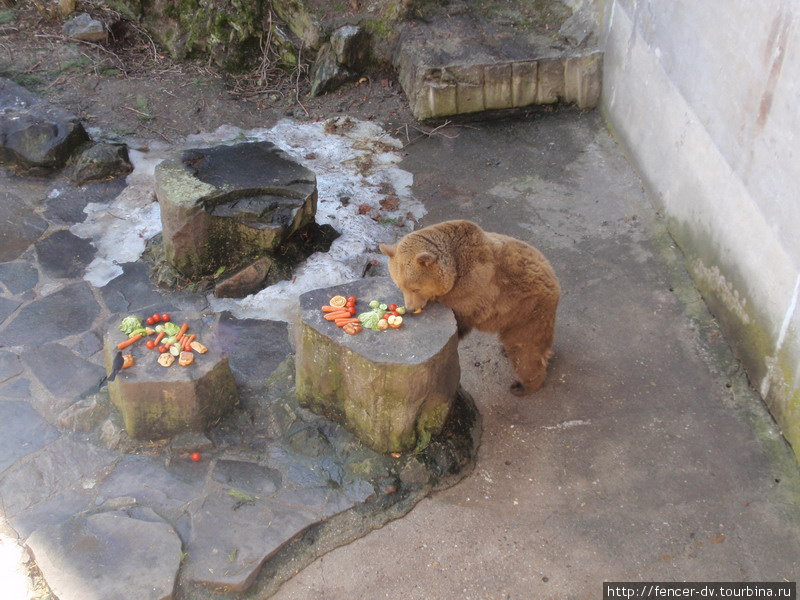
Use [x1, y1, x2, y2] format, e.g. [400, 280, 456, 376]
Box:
[103, 315, 239, 440]
[295, 277, 460, 454]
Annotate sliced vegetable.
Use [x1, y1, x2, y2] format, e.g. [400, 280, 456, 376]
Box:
[329, 295, 347, 308]
[396, 306, 407, 315]
[178, 351, 194, 366]
[121, 354, 135, 369]
[158, 353, 175, 367]
[342, 322, 362, 335]
[190, 341, 208, 354]
[117, 334, 142, 349]
[388, 315, 403, 329]
[369, 300, 380, 309]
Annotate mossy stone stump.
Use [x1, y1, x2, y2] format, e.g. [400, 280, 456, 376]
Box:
[103, 316, 239, 440]
[154, 141, 317, 281]
[295, 277, 460, 454]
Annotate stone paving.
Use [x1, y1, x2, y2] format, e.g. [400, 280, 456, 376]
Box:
[0, 165, 479, 599]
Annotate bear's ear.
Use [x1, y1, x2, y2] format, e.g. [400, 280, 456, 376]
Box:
[379, 243, 396, 258]
[415, 251, 437, 267]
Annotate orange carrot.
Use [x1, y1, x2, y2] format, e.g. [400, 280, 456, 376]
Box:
[177, 322, 189, 338]
[183, 334, 196, 351]
[335, 317, 361, 326]
[154, 331, 166, 345]
[324, 311, 350, 321]
[117, 334, 142, 349]
[321, 305, 340, 312]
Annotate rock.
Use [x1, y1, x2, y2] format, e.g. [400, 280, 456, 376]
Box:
[100, 418, 124, 449]
[2, 282, 101, 347]
[270, 0, 323, 50]
[26, 510, 182, 600]
[211, 459, 281, 496]
[310, 43, 355, 97]
[155, 141, 317, 279]
[330, 25, 370, 70]
[169, 431, 213, 453]
[0, 261, 39, 294]
[0, 296, 21, 324]
[0, 189, 48, 262]
[34, 229, 97, 279]
[214, 256, 273, 298]
[0, 77, 90, 172]
[62, 12, 107, 43]
[295, 277, 461, 453]
[215, 312, 292, 383]
[103, 315, 239, 440]
[64, 142, 133, 185]
[0, 378, 31, 399]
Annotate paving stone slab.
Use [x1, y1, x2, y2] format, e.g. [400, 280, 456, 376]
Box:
[1, 281, 101, 347]
[0, 261, 39, 295]
[6, 488, 95, 539]
[0, 190, 49, 262]
[0, 401, 60, 472]
[0, 435, 117, 517]
[44, 178, 128, 225]
[216, 311, 292, 384]
[22, 343, 106, 399]
[0, 349, 23, 383]
[0, 377, 31, 399]
[99, 261, 170, 314]
[0, 295, 21, 324]
[26, 510, 181, 600]
[34, 229, 97, 279]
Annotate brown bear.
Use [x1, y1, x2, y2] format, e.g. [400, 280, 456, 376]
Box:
[379, 220, 560, 395]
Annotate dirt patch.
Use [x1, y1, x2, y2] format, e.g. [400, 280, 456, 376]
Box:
[0, 1, 415, 142]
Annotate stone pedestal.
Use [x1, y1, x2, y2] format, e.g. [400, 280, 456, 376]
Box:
[103, 315, 239, 440]
[295, 277, 460, 454]
[154, 141, 317, 279]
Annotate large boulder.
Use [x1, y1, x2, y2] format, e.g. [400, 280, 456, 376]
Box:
[154, 141, 317, 280]
[0, 78, 90, 172]
[295, 277, 461, 454]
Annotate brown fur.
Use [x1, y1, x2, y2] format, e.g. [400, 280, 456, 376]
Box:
[379, 220, 560, 395]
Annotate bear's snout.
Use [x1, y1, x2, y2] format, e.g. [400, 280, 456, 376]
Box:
[401, 291, 428, 313]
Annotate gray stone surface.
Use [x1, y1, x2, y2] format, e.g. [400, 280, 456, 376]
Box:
[0, 261, 39, 294]
[35, 229, 97, 279]
[0, 295, 21, 324]
[99, 261, 169, 313]
[216, 311, 292, 384]
[0, 378, 31, 399]
[155, 141, 317, 278]
[26, 510, 181, 600]
[22, 343, 106, 399]
[2, 282, 101, 346]
[296, 276, 460, 453]
[0, 349, 23, 383]
[0, 401, 60, 472]
[0, 77, 90, 171]
[310, 43, 355, 97]
[0, 190, 48, 262]
[44, 178, 127, 225]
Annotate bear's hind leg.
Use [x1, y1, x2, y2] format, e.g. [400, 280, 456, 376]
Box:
[500, 327, 552, 396]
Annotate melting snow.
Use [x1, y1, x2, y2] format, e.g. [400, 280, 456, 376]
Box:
[71, 118, 424, 321]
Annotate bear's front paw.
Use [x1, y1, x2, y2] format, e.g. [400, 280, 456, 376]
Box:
[510, 381, 528, 396]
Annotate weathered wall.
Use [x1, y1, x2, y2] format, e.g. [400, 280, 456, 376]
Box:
[601, 0, 800, 458]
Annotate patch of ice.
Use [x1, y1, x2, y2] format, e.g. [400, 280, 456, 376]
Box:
[72, 117, 423, 319]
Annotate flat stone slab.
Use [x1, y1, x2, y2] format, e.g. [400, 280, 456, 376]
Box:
[26, 509, 182, 600]
[155, 141, 317, 279]
[103, 314, 239, 440]
[296, 277, 460, 453]
[393, 2, 602, 119]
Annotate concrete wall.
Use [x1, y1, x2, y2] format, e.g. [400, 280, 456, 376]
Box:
[600, 0, 800, 458]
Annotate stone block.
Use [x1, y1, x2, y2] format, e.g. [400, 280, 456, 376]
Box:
[295, 277, 461, 454]
[155, 141, 317, 279]
[536, 58, 566, 104]
[423, 78, 458, 120]
[512, 61, 538, 107]
[103, 316, 239, 440]
[453, 65, 485, 114]
[483, 62, 513, 110]
[564, 52, 603, 108]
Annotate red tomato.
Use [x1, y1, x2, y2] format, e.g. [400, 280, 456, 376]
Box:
[160, 313, 170, 322]
[146, 316, 155, 325]
[347, 296, 357, 304]
[383, 312, 392, 320]
[388, 304, 398, 312]
[151, 313, 161, 323]
[145, 339, 156, 349]
[190, 452, 202, 462]
[158, 345, 168, 354]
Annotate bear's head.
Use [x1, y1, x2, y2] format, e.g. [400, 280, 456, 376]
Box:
[379, 236, 456, 312]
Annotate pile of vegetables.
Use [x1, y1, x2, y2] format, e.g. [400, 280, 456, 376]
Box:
[319, 295, 406, 335]
[116, 313, 208, 369]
